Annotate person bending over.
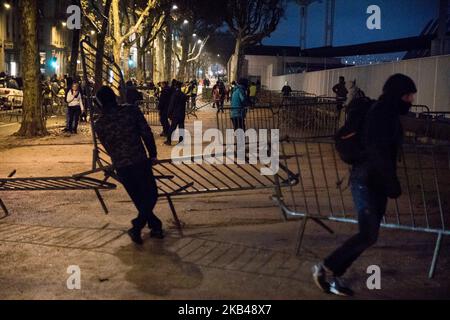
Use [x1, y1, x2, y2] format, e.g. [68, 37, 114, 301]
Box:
[94, 86, 164, 245]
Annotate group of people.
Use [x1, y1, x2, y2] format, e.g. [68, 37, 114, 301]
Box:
[91, 72, 419, 299]
[42, 75, 87, 135]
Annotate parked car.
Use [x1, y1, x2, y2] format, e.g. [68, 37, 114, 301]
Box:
[0, 78, 23, 110]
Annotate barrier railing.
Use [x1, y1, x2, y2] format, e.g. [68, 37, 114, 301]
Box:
[274, 138, 450, 278]
[216, 101, 342, 139]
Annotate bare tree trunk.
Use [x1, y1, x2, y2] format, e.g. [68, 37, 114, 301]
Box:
[154, 33, 164, 83]
[136, 46, 145, 83]
[230, 37, 242, 82]
[17, 0, 46, 137]
[123, 45, 131, 80]
[69, 28, 80, 79]
[69, 0, 81, 79]
[163, 23, 172, 81]
[112, 0, 122, 69]
[94, 0, 112, 91]
[177, 31, 190, 81]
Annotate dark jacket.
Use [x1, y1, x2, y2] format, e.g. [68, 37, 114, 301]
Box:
[333, 82, 348, 99]
[168, 89, 187, 121]
[158, 86, 172, 114]
[94, 105, 157, 169]
[361, 74, 417, 198]
[363, 97, 403, 193]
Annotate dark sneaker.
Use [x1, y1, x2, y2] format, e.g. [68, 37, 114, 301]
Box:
[329, 277, 354, 297]
[127, 228, 143, 245]
[150, 229, 165, 239]
[312, 264, 330, 293]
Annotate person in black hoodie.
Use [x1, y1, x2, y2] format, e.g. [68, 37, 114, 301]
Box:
[312, 74, 417, 296]
[125, 80, 143, 106]
[165, 81, 187, 146]
[94, 86, 164, 245]
[157, 81, 172, 137]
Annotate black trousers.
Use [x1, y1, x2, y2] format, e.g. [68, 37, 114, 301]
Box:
[116, 160, 162, 231]
[167, 118, 185, 143]
[159, 110, 170, 136]
[67, 106, 81, 133]
[324, 166, 387, 277]
[231, 117, 246, 131]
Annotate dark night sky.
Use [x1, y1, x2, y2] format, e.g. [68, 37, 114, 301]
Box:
[264, 0, 440, 48]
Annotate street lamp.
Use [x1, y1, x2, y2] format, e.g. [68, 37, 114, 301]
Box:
[172, 4, 178, 10]
[192, 33, 197, 37]
[4, 3, 11, 9]
[61, 21, 67, 27]
[197, 39, 202, 44]
[183, 19, 189, 25]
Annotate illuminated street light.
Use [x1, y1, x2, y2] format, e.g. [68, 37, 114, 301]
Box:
[183, 19, 189, 25]
[172, 4, 178, 10]
[61, 21, 67, 27]
[193, 33, 197, 37]
[90, 30, 96, 35]
[4, 3, 11, 9]
[197, 39, 202, 44]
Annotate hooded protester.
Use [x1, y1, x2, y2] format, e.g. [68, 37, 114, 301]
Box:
[125, 80, 143, 106]
[157, 81, 172, 137]
[94, 86, 164, 244]
[230, 78, 248, 131]
[312, 74, 417, 297]
[165, 81, 187, 145]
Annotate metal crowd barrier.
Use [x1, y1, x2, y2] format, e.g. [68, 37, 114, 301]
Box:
[274, 138, 450, 278]
[216, 101, 341, 139]
[0, 170, 116, 219]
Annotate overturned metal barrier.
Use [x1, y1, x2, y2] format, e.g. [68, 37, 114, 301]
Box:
[0, 170, 116, 219]
[274, 138, 450, 278]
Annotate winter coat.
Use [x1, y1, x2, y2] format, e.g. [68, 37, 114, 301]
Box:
[230, 85, 247, 119]
[168, 89, 187, 121]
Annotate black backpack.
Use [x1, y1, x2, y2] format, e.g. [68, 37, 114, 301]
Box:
[335, 96, 375, 165]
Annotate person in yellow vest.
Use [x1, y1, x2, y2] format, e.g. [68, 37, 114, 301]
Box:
[189, 79, 198, 109]
[249, 82, 257, 107]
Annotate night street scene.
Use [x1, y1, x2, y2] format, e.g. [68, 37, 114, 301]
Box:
[0, 0, 449, 306]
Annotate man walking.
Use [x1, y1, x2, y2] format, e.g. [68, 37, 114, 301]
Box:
[94, 86, 164, 244]
[312, 74, 417, 296]
[165, 81, 187, 146]
[157, 81, 172, 138]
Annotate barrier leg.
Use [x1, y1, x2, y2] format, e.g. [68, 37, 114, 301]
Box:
[311, 218, 334, 234]
[94, 189, 109, 215]
[295, 216, 309, 256]
[167, 196, 183, 236]
[429, 232, 443, 279]
[0, 197, 9, 219]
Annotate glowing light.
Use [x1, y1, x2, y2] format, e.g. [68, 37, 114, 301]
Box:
[4, 3, 11, 10]
[172, 4, 178, 10]
[183, 19, 189, 24]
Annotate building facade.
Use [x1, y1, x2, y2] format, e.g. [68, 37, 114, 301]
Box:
[0, 0, 72, 79]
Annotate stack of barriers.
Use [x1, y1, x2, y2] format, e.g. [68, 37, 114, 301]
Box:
[216, 97, 450, 278]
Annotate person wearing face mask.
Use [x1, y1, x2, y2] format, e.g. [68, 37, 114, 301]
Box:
[312, 74, 417, 297]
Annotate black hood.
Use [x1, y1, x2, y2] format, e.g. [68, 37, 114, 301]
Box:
[381, 74, 417, 115]
[382, 74, 417, 99]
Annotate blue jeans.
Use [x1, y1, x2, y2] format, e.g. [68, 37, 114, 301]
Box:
[324, 165, 387, 277]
